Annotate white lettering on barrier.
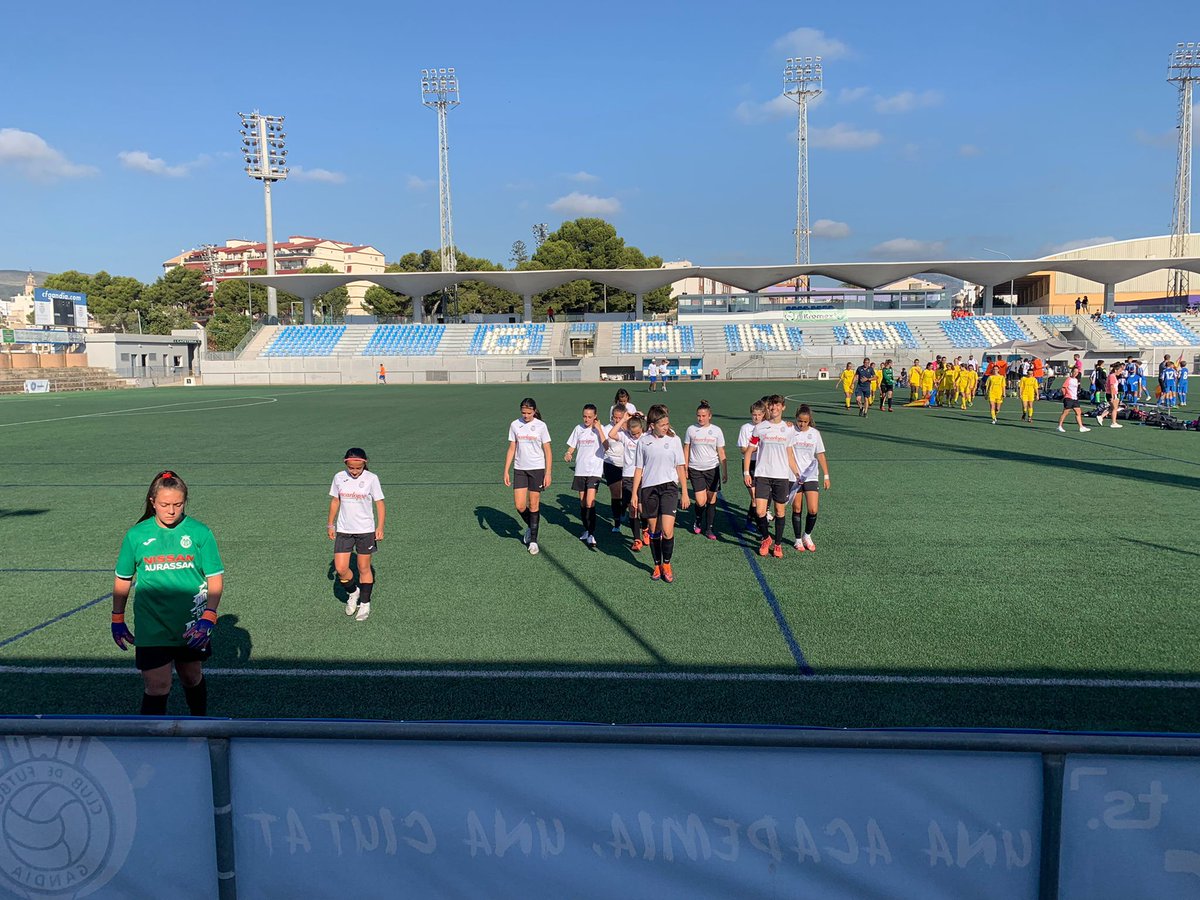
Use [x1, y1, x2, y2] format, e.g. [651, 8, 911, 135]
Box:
[248, 807, 437, 856]
[926, 821, 1033, 869]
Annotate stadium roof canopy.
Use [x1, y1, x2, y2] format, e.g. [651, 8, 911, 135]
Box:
[243, 257, 1200, 297]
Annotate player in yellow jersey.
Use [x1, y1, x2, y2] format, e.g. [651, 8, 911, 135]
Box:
[955, 365, 972, 409]
[838, 363, 855, 409]
[870, 367, 882, 407]
[1018, 372, 1039, 422]
[909, 358, 922, 402]
[921, 365, 936, 406]
[965, 366, 979, 407]
[986, 369, 1006, 424]
[938, 364, 956, 407]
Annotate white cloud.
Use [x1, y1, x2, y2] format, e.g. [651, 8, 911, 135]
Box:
[810, 123, 881, 150]
[870, 237, 946, 258]
[118, 150, 196, 177]
[838, 86, 870, 103]
[1134, 129, 1175, 148]
[959, 144, 982, 157]
[874, 90, 942, 114]
[567, 171, 599, 183]
[0, 128, 97, 180]
[406, 174, 433, 191]
[548, 192, 622, 216]
[1041, 236, 1117, 256]
[735, 93, 798, 124]
[812, 219, 851, 239]
[290, 166, 347, 184]
[772, 27, 849, 59]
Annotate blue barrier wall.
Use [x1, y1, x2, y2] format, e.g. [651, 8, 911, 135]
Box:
[0, 721, 1198, 899]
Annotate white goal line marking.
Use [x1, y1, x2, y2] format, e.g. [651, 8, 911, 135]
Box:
[1, 665, 1198, 690]
[0, 396, 279, 428]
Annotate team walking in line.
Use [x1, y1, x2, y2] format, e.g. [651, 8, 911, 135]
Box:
[501, 389, 832, 580]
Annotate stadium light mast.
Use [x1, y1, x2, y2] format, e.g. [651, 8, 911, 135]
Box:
[421, 68, 460, 275]
[783, 56, 823, 265]
[1168, 42, 1199, 301]
[238, 111, 289, 321]
[199, 243, 221, 312]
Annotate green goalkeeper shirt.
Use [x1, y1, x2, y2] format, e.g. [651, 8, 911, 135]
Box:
[115, 515, 224, 647]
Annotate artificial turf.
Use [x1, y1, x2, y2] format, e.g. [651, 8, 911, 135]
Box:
[0, 381, 1197, 731]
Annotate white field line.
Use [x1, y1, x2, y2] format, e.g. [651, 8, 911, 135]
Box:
[1, 664, 1198, 690]
[0, 396, 278, 428]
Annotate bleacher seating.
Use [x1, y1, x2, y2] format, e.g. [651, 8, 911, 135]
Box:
[832, 321, 920, 349]
[619, 323, 696, 354]
[468, 323, 546, 355]
[261, 325, 346, 357]
[569, 322, 597, 335]
[361, 324, 445, 356]
[723, 323, 804, 353]
[938, 317, 1031, 348]
[1093, 313, 1200, 347]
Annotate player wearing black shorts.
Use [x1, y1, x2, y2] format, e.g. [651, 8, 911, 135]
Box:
[630, 404, 690, 583]
[743, 395, 801, 558]
[683, 400, 727, 539]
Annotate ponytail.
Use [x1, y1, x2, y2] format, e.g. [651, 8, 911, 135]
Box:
[139, 470, 187, 523]
[519, 397, 542, 421]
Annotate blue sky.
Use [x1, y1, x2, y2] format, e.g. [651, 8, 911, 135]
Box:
[1, 0, 1196, 282]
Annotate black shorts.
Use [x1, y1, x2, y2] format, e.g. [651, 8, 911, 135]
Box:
[639, 483, 680, 519]
[136, 644, 211, 671]
[572, 475, 602, 492]
[797, 479, 819, 495]
[688, 467, 720, 494]
[334, 532, 377, 555]
[621, 476, 634, 496]
[602, 462, 623, 487]
[1062, 398, 1080, 409]
[754, 476, 791, 504]
[855, 385, 872, 398]
[513, 469, 545, 492]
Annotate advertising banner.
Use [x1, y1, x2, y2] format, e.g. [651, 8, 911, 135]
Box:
[230, 740, 1043, 900]
[22, 380, 50, 394]
[0, 735, 217, 899]
[1059, 754, 1200, 899]
[32, 289, 86, 328]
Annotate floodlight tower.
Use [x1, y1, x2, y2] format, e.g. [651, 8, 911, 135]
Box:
[238, 111, 288, 320]
[421, 68, 460, 274]
[1168, 42, 1199, 300]
[783, 56, 823, 265]
[199, 243, 221, 309]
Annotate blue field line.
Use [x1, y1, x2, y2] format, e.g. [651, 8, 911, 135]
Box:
[715, 494, 813, 675]
[0, 593, 112, 651]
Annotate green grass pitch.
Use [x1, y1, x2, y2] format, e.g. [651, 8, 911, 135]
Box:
[0, 380, 1197, 732]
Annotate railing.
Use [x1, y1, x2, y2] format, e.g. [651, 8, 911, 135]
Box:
[205, 321, 265, 361]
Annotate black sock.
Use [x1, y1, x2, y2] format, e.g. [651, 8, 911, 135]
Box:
[792, 513, 804, 540]
[339, 577, 355, 591]
[359, 582, 374, 604]
[611, 499, 623, 525]
[662, 536, 675, 564]
[705, 500, 717, 532]
[183, 678, 208, 716]
[805, 512, 818, 535]
[758, 514, 769, 538]
[588, 504, 598, 533]
[529, 510, 540, 541]
[579, 500, 587, 530]
[694, 501, 705, 529]
[650, 533, 663, 564]
[520, 508, 531, 526]
[141, 692, 169, 716]
[774, 514, 785, 543]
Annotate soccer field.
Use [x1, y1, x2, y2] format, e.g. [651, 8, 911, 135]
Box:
[1, 381, 1198, 732]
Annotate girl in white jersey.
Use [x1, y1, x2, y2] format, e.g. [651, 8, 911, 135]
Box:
[789, 405, 830, 552]
[609, 388, 638, 422]
[684, 400, 727, 539]
[737, 399, 767, 532]
[328, 448, 386, 621]
[603, 402, 630, 534]
[503, 397, 552, 555]
[564, 403, 609, 549]
[610, 409, 651, 551]
[630, 404, 690, 583]
[743, 394, 801, 559]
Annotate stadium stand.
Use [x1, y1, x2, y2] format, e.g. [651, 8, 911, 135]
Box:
[467, 323, 547, 355]
[569, 322, 598, 336]
[360, 324, 446, 356]
[1092, 313, 1200, 347]
[618, 323, 697, 354]
[722, 323, 805, 352]
[938, 317, 1031, 348]
[1039, 315, 1073, 329]
[832, 320, 920, 349]
[261, 325, 347, 357]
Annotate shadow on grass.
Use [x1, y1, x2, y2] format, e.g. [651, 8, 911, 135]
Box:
[4, 655, 1200, 733]
[211, 614, 252, 665]
[0, 508, 49, 518]
[819, 421, 1200, 491]
[325, 554, 375, 604]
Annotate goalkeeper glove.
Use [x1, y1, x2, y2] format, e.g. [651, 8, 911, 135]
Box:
[184, 610, 218, 650]
[111, 614, 135, 650]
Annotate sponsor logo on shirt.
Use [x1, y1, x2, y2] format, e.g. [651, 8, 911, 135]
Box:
[141, 538, 156, 546]
[142, 553, 196, 571]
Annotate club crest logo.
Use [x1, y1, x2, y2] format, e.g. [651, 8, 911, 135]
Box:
[180, 535, 193, 549]
[0, 736, 136, 898]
